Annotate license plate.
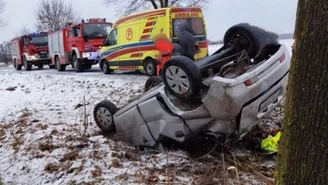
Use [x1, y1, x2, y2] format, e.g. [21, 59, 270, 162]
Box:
[259, 89, 281, 111]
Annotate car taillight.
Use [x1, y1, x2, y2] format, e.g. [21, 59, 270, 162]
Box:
[279, 53, 286, 63]
[244, 76, 259, 86]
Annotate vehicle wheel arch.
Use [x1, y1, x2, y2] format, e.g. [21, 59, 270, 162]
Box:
[71, 47, 81, 59]
[141, 50, 158, 64]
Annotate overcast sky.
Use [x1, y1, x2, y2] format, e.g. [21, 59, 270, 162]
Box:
[0, 0, 298, 43]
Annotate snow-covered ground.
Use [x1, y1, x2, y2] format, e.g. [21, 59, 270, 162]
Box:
[0, 39, 292, 185]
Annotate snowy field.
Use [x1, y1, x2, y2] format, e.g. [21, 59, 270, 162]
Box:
[0, 39, 293, 185]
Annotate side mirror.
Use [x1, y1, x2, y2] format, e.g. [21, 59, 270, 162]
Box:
[102, 39, 107, 46]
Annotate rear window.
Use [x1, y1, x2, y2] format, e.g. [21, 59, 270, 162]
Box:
[172, 18, 204, 37]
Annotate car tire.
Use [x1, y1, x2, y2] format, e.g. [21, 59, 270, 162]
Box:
[37, 64, 44, 69]
[73, 55, 84, 72]
[102, 60, 111, 75]
[144, 76, 163, 92]
[56, 57, 65, 71]
[93, 100, 118, 134]
[84, 64, 92, 70]
[162, 55, 202, 99]
[14, 59, 22, 70]
[223, 23, 280, 61]
[144, 58, 157, 76]
[23, 57, 31, 71]
[17, 64, 22, 70]
[49, 65, 55, 69]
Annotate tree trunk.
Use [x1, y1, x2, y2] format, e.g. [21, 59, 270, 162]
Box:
[275, 1, 328, 185]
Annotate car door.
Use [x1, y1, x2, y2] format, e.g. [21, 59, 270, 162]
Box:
[100, 29, 121, 67]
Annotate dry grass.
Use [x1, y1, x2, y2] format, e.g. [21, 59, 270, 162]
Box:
[44, 163, 61, 173]
[39, 141, 57, 152]
[11, 136, 24, 153]
[91, 166, 102, 178]
[60, 150, 78, 162]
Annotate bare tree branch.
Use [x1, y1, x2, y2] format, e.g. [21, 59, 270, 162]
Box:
[0, 0, 7, 28]
[34, 0, 81, 32]
[103, 0, 212, 16]
[20, 26, 31, 35]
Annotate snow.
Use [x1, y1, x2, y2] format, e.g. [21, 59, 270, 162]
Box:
[0, 39, 293, 185]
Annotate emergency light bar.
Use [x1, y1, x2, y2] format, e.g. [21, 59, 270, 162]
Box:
[82, 18, 107, 23]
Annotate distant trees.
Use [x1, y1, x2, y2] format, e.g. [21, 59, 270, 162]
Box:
[0, 0, 6, 28]
[103, 0, 212, 16]
[20, 26, 31, 35]
[0, 42, 11, 64]
[34, 0, 80, 32]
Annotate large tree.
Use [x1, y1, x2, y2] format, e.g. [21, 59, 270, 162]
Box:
[0, 0, 6, 28]
[34, 0, 80, 32]
[103, 0, 211, 16]
[275, 0, 328, 185]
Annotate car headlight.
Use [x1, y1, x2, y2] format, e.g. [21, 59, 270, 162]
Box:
[29, 55, 37, 60]
[82, 52, 91, 58]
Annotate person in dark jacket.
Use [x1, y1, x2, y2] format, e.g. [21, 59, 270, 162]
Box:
[174, 20, 199, 60]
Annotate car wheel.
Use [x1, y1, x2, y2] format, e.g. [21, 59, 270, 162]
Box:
[84, 64, 92, 70]
[17, 64, 22, 70]
[56, 57, 65, 71]
[73, 55, 84, 72]
[102, 60, 110, 74]
[23, 57, 31, 71]
[223, 23, 280, 61]
[37, 64, 44, 69]
[162, 55, 202, 99]
[93, 100, 118, 134]
[144, 58, 157, 76]
[144, 76, 163, 92]
[49, 65, 55, 69]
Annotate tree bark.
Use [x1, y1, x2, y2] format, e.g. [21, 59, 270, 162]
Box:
[275, 0, 328, 185]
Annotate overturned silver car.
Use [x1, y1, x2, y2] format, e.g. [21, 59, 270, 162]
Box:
[93, 23, 290, 149]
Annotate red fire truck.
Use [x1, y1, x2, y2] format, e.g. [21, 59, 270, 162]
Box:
[48, 18, 112, 72]
[9, 32, 52, 71]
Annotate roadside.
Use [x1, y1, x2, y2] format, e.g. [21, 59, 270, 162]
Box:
[0, 62, 10, 67]
[0, 41, 291, 185]
[0, 69, 283, 185]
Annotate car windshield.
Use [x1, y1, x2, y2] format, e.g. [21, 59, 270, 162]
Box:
[29, 36, 48, 45]
[83, 23, 112, 39]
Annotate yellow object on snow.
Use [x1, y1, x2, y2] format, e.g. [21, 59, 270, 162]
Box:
[261, 131, 281, 153]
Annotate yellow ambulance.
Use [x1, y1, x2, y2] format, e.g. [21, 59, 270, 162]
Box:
[99, 6, 208, 76]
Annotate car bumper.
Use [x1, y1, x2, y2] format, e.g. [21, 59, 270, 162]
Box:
[28, 58, 51, 65]
[81, 52, 99, 65]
